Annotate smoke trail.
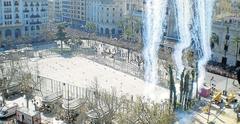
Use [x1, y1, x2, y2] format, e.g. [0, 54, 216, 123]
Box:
[142, 0, 168, 100]
[194, 0, 216, 87]
[174, 0, 192, 74]
[143, 0, 168, 84]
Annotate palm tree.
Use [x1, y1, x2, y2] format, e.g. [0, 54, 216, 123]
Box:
[233, 36, 240, 66]
[86, 22, 96, 37]
[56, 24, 67, 54]
[85, 22, 96, 46]
[117, 16, 142, 43]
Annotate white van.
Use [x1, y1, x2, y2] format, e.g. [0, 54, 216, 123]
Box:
[0, 103, 18, 118]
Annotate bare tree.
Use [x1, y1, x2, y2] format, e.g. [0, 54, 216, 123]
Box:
[86, 80, 122, 124]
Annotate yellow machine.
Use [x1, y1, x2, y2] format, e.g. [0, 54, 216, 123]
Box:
[213, 91, 222, 104]
[225, 92, 237, 107]
[202, 104, 210, 114]
[227, 92, 236, 102]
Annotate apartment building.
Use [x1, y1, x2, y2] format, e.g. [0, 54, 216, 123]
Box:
[62, 0, 86, 28]
[86, 0, 143, 37]
[0, 0, 48, 47]
[54, 0, 63, 22]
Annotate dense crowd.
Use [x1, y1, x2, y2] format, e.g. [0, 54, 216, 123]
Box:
[206, 61, 238, 80]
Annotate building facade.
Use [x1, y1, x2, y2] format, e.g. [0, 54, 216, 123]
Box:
[62, 0, 86, 28]
[48, 0, 54, 22]
[85, 0, 143, 37]
[0, 0, 48, 47]
[211, 20, 240, 66]
[54, 0, 63, 22]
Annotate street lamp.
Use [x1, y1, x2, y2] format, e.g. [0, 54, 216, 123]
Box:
[63, 83, 70, 123]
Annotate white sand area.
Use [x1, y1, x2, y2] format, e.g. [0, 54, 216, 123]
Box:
[34, 56, 169, 103]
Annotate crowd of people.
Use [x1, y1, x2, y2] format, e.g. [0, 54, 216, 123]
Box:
[206, 61, 240, 85]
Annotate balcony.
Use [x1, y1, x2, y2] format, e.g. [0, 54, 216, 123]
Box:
[41, 9, 46, 12]
[23, 9, 30, 13]
[0, 23, 22, 28]
[30, 21, 41, 25]
[41, 3, 48, 6]
[4, 4, 11, 6]
[30, 14, 40, 18]
[14, 1, 19, 6]
[4, 10, 12, 13]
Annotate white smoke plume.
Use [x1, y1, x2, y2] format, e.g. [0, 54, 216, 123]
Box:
[143, 0, 168, 100]
[196, 0, 216, 88]
[174, 0, 192, 74]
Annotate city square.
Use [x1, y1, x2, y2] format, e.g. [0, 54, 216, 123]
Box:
[0, 0, 240, 124]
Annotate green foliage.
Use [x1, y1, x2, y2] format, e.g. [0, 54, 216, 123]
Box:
[56, 25, 67, 54]
[56, 25, 67, 41]
[86, 22, 96, 33]
[124, 27, 132, 38]
[117, 16, 142, 42]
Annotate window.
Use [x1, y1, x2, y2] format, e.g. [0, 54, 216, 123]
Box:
[36, 25, 40, 30]
[4, 14, 12, 19]
[15, 7, 19, 12]
[31, 26, 35, 30]
[25, 26, 28, 31]
[24, 2, 28, 7]
[127, 4, 130, 10]
[4, 1, 11, 6]
[14, 1, 19, 6]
